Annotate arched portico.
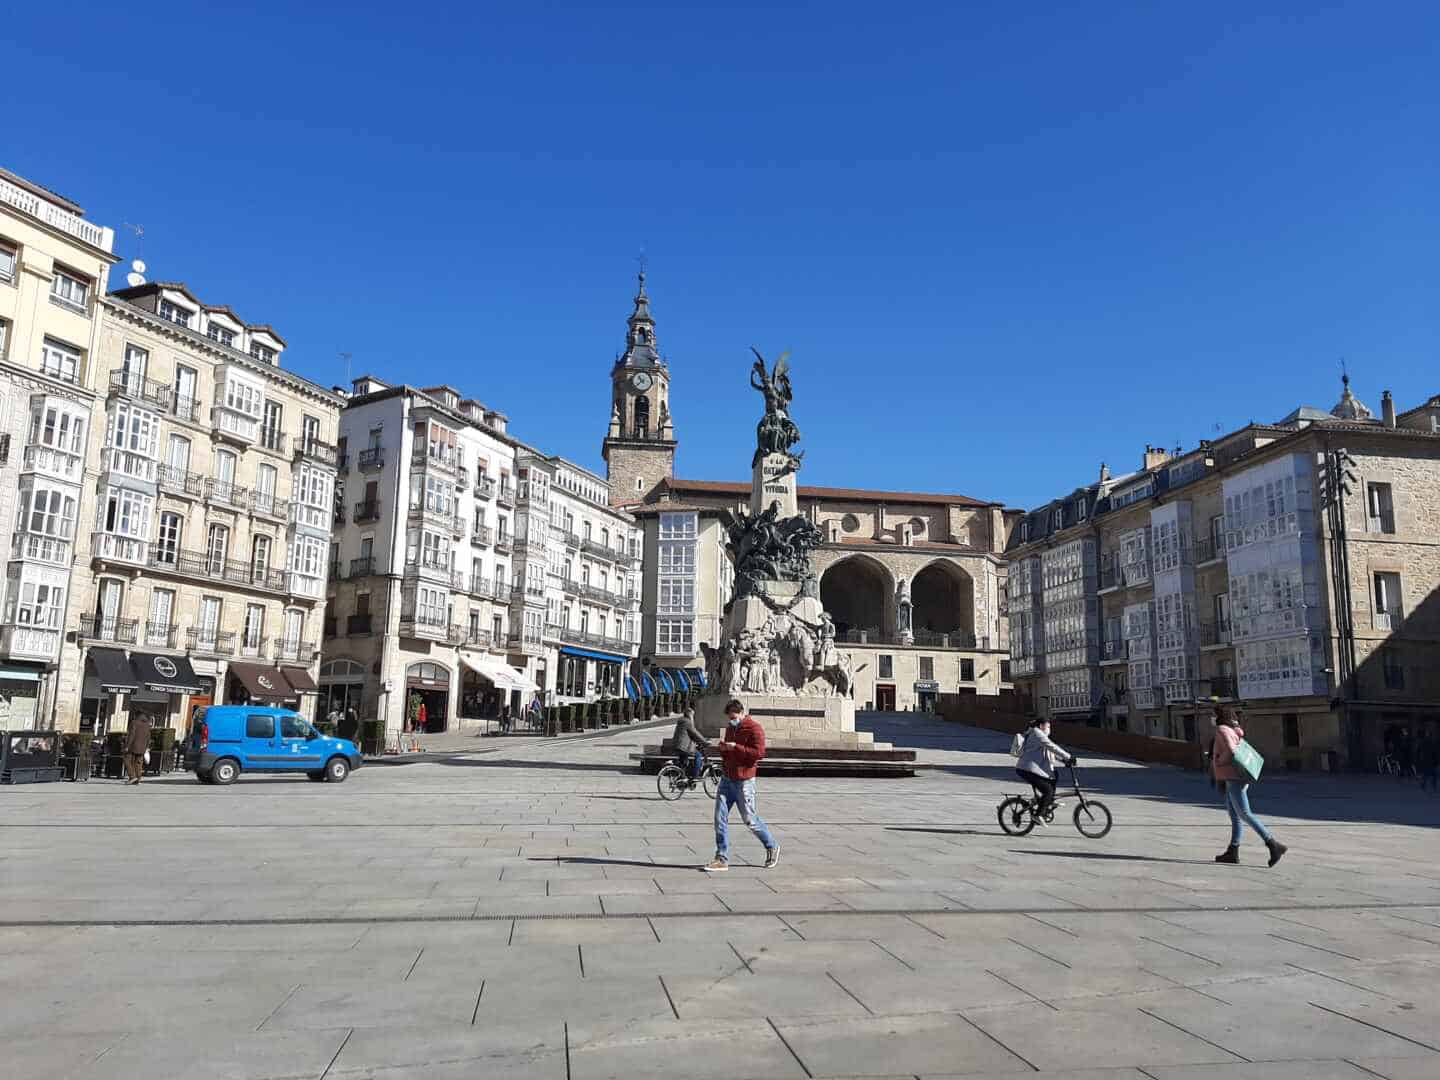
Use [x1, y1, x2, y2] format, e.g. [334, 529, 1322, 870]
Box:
[820, 554, 896, 641]
[910, 559, 976, 645]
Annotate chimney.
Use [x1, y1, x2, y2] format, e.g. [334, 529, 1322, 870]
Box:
[1142, 444, 1171, 471]
[1382, 390, 1396, 429]
[1099, 461, 1111, 482]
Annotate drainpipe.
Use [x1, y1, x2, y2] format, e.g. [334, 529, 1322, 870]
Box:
[378, 399, 410, 745]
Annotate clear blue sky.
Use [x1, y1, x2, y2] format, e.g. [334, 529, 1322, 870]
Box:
[8, 2, 1438, 508]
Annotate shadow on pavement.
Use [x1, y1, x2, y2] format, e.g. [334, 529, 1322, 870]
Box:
[885, 826, 1001, 837]
[437, 758, 630, 774]
[532, 856, 702, 871]
[1007, 848, 1208, 866]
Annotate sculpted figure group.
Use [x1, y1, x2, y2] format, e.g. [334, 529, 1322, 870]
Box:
[701, 611, 853, 701]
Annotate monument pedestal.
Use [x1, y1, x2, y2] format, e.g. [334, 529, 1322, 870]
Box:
[695, 693, 867, 748]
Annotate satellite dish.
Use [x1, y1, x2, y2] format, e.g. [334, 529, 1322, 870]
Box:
[125, 272, 145, 287]
[131, 259, 147, 274]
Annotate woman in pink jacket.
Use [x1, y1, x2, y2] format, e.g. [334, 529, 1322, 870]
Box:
[1212, 706, 1287, 866]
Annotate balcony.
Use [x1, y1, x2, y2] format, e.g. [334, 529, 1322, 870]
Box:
[258, 428, 288, 454]
[357, 447, 385, 472]
[471, 524, 493, 547]
[250, 491, 290, 520]
[13, 529, 72, 566]
[407, 502, 461, 534]
[449, 569, 469, 592]
[494, 535, 513, 556]
[398, 607, 449, 639]
[475, 477, 496, 499]
[186, 628, 236, 655]
[1193, 534, 1224, 565]
[1374, 609, 1403, 632]
[109, 368, 174, 411]
[912, 629, 979, 649]
[274, 639, 316, 663]
[157, 464, 206, 499]
[143, 621, 178, 649]
[78, 614, 138, 644]
[288, 572, 325, 600]
[100, 446, 158, 484]
[353, 499, 381, 524]
[91, 531, 149, 568]
[562, 530, 581, 549]
[149, 548, 289, 593]
[556, 626, 636, 654]
[294, 439, 339, 468]
[614, 548, 640, 568]
[411, 449, 462, 477]
[580, 537, 623, 562]
[348, 556, 375, 579]
[0, 621, 60, 661]
[1100, 639, 1127, 664]
[347, 613, 373, 635]
[462, 628, 491, 649]
[211, 405, 259, 445]
[1198, 620, 1232, 648]
[0, 172, 112, 249]
[403, 556, 453, 583]
[496, 485, 516, 509]
[22, 443, 84, 483]
[205, 478, 250, 510]
[290, 499, 331, 533]
[238, 635, 268, 660]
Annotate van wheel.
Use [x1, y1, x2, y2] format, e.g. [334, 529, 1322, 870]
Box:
[306, 771, 326, 781]
[324, 756, 350, 783]
[212, 758, 240, 785]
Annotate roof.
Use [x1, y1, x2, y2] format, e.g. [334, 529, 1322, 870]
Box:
[109, 283, 288, 346]
[662, 478, 997, 508]
[0, 166, 85, 215]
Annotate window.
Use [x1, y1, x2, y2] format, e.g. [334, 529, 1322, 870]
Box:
[1282, 714, 1300, 749]
[0, 241, 15, 283]
[918, 656, 934, 681]
[0, 317, 8, 360]
[158, 299, 192, 326]
[246, 715, 274, 739]
[297, 465, 330, 508]
[148, 589, 175, 644]
[1382, 648, 1405, 690]
[1373, 572, 1404, 630]
[224, 378, 263, 418]
[242, 604, 265, 653]
[109, 401, 160, 458]
[492, 613, 504, 642]
[255, 463, 277, 510]
[29, 404, 86, 456]
[174, 365, 198, 418]
[658, 541, 695, 574]
[19, 484, 77, 538]
[280, 715, 310, 739]
[659, 512, 697, 539]
[283, 609, 303, 649]
[878, 655, 894, 679]
[1000, 659, 1013, 682]
[50, 267, 89, 309]
[207, 524, 229, 573]
[207, 323, 235, 347]
[200, 596, 222, 639]
[40, 337, 81, 383]
[960, 658, 975, 682]
[250, 342, 277, 364]
[155, 512, 182, 565]
[291, 536, 326, 578]
[659, 577, 693, 615]
[301, 414, 321, 451]
[103, 487, 152, 538]
[261, 401, 283, 448]
[657, 618, 694, 655]
[214, 449, 237, 488]
[9, 578, 62, 628]
[252, 535, 272, 581]
[1366, 482, 1395, 534]
[1075, 499, 1088, 522]
[167, 434, 191, 474]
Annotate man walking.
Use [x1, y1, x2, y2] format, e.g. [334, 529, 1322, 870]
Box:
[704, 699, 780, 872]
[123, 713, 152, 786]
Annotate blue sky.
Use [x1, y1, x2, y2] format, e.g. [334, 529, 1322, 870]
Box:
[8, 2, 1438, 508]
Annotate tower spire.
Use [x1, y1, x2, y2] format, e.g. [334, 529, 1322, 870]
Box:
[621, 266, 660, 367]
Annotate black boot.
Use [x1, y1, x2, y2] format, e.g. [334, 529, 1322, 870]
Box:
[1214, 845, 1239, 864]
[1266, 838, 1288, 867]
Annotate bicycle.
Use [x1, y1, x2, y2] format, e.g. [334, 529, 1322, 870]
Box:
[657, 753, 721, 801]
[997, 763, 1112, 838]
[1378, 753, 1399, 776]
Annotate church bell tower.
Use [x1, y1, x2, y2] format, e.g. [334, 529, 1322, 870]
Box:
[602, 271, 676, 499]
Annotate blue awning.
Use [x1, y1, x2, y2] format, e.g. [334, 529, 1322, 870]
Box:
[559, 645, 629, 664]
[641, 673, 656, 696]
[672, 669, 690, 691]
[625, 676, 639, 702]
[686, 667, 707, 690]
[656, 670, 675, 693]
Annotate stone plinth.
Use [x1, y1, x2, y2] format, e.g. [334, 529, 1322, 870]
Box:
[696, 692, 858, 743]
[752, 452, 799, 518]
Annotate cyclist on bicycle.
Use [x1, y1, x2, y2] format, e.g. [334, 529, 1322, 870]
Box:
[672, 706, 707, 780]
[1016, 719, 1075, 823]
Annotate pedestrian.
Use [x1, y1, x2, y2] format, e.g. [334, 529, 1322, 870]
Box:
[327, 704, 341, 731]
[1212, 705, 1287, 866]
[123, 712, 153, 786]
[672, 706, 707, 780]
[342, 706, 359, 742]
[703, 698, 780, 872]
[1416, 727, 1439, 793]
[1015, 718, 1074, 824]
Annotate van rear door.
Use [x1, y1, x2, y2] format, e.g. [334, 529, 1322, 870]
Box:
[278, 714, 323, 769]
[243, 713, 282, 768]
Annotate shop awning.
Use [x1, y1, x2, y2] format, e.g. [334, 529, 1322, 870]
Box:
[281, 667, 319, 694]
[640, 672, 656, 697]
[228, 662, 294, 703]
[655, 669, 675, 693]
[130, 688, 170, 705]
[558, 645, 629, 664]
[672, 669, 690, 691]
[88, 648, 139, 692]
[130, 652, 204, 694]
[625, 676, 639, 701]
[685, 667, 707, 690]
[0, 666, 40, 682]
[460, 652, 539, 694]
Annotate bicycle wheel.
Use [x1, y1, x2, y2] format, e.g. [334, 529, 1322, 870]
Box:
[702, 764, 720, 799]
[997, 796, 1035, 836]
[657, 764, 687, 801]
[1073, 799, 1112, 839]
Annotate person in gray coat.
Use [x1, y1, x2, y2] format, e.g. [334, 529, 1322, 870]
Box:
[672, 707, 708, 779]
[124, 714, 153, 786]
[1016, 719, 1074, 821]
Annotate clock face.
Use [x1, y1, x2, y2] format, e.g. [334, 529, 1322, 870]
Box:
[631, 371, 653, 392]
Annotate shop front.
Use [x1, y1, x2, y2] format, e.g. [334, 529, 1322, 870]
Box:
[0, 664, 44, 731]
[226, 662, 297, 708]
[80, 647, 140, 735]
[914, 679, 939, 713]
[129, 652, 206, 735]
[458, 653, 538, 726]
[319, 659, 368, 726]
[405, 661, 450, 733]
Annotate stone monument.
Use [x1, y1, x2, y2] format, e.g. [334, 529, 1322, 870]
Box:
[695, 350, 868, 748]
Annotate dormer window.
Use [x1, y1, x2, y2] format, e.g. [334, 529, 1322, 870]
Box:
[207, 323, 235, 347]
[1019, 522, 1029, 542]
[158, 299, 193, 327]
[250, 342, 276, 364]
[1053, 508, 1064, 530]
[1076, 500, 1088, 522]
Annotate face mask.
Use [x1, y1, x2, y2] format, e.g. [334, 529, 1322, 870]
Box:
[727, 715, 742, 727]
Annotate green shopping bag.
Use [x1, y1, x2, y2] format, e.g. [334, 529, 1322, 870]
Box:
[1231, 738, 1264, 783]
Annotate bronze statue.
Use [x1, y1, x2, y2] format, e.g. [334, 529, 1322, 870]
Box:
[750, 347, 803, 467]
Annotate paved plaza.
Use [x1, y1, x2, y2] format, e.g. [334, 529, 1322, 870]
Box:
[3, 714, 1440, 1079]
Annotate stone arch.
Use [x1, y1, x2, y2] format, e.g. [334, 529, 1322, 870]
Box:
[910, 559, 976, 643]
[820, 554, 896, 641]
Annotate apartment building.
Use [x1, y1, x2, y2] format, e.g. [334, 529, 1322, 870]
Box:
[0, 169, 117, 729]
[1007, 377, 1440, 770]
[48, 278, 343, 735]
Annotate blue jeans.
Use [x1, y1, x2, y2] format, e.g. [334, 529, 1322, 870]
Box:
[714, 777, 776, 861]
[1224, 781, 1273, 846]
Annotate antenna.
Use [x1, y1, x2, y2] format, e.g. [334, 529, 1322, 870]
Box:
[339, 351, 353, 385]
[122, 223, 147, 287]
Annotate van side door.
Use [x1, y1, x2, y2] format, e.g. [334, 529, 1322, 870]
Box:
[278, 713, 322, 768]
[244, 713, 281, 768]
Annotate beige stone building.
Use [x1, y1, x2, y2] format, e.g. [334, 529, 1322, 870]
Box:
[56, 278, 343, 735]
[0, 168, 117, 728]
[1008, 377, 1440, 770]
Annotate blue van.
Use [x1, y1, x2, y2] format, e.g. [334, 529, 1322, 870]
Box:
[187, 706, 363, 785]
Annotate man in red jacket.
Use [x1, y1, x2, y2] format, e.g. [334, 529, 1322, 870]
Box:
[704, 699, 780, 871]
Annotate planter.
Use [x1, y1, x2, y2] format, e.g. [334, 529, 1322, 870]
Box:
[360, 719, 387, 756]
